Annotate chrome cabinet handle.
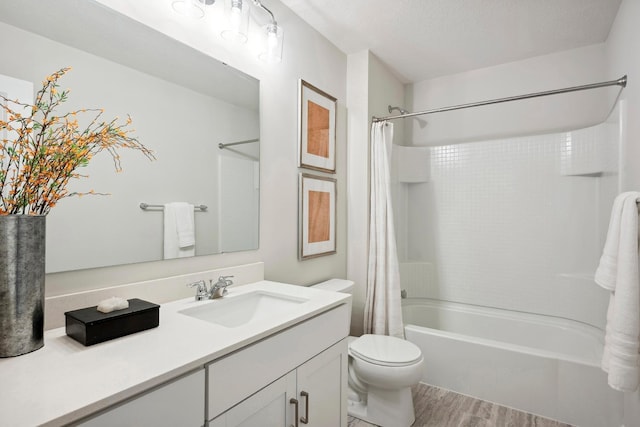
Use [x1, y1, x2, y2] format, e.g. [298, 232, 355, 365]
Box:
[300, 391, 309, 424]
[290, 398, 299, 427]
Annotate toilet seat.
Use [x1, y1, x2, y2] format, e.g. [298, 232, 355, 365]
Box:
[349, 334, 422, 367]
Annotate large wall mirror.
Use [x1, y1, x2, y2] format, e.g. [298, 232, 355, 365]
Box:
[0, 0, 260, 273]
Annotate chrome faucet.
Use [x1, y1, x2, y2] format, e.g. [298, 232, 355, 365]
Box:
[209, 275, 234, 299]
[187, 276, 234, 300]
[187, 280, 209, 301]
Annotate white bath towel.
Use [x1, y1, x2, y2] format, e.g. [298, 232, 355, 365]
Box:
[163, 202, 195, 259]
[595, 191, 640, 392]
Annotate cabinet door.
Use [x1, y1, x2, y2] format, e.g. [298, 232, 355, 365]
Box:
[211, 371, 296, 427]
[295, 339, 348, 427]
[78, 369, 205, 427]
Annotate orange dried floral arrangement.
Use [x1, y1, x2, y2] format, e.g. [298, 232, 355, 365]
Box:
[0, 67, 154, 215]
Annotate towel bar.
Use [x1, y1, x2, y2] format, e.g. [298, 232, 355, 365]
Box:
[139, 203, 207, 211]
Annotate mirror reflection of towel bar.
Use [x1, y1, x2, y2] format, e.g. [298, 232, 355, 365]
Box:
[139, 203, 208, 211]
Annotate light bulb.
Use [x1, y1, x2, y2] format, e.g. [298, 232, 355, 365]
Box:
[221, 0, 248, 44]
[267, 30, 278, 50]
[260, 24, 283, 63]
[230, 6, 242, 31]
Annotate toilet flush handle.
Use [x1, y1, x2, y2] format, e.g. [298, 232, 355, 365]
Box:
[300, 390, 309, 424]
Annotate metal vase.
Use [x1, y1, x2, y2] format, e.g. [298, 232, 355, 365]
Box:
[0, 215, 46, 357]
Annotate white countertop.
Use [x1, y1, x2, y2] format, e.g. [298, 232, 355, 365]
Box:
[0, 281, 350, 427]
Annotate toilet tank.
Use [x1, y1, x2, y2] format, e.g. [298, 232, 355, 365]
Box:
[311, 279, 354, 294]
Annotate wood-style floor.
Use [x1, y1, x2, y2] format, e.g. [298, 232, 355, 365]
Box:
[347, 383, 574, 427]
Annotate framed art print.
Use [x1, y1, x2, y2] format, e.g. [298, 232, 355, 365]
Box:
[298, 79, 337, 173]
[299, 173, 337, 259]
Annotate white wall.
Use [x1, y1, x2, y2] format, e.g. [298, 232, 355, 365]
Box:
[607, 0, 640, 192]
[604, 0, 640, 424]
[14, 0, 347, 301]
[346, 51, 370, 336]
[406, 44, 609, 146]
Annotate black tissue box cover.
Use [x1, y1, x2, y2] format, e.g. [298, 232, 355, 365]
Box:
[65, 298, 160, 346]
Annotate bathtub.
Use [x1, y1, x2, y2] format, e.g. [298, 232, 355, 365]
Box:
[402, 298, 623, 427]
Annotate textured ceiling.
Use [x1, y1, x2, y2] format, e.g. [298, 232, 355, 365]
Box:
[280, 0, 622, 83]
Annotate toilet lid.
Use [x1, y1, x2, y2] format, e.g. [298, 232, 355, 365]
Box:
[349, 334, 422, 367]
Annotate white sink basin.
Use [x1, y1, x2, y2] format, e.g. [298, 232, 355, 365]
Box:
[178, 291, 310, 328]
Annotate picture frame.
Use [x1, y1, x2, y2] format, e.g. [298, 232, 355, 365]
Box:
[299, 173, 337, 259]
[298, 79, 337, 173]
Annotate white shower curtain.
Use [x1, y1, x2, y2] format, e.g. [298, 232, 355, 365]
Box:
[364, 121, 404, 338]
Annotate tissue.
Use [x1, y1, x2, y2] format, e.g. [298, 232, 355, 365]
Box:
[97, 297, 130, 313]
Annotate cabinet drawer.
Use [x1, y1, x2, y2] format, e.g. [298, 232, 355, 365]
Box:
[78, 369, 205, 427]
[210, 371, 296, 427]
[207, 303, 349, 420]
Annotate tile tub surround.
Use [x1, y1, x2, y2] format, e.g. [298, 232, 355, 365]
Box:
[0, 281, 351, 426]
[396, 121, 618, 329]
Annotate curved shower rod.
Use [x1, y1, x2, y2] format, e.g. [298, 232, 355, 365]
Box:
[373, 75, 628, 123]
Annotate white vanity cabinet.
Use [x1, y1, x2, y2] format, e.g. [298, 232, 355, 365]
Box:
[210, 340, 348, 427]
[207, 305, 350, 427]
[77, 369, 206, 427]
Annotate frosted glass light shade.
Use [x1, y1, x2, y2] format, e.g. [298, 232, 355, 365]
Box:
[259, 24, 284, 63]
[171, 0, 204, 18]
[221, 0, 250, 44]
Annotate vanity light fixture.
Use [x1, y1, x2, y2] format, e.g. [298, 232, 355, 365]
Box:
[171, 0, 284, 63]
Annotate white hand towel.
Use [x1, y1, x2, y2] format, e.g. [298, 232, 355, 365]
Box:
[595, 193, 628, 290]
[595, 191, 640, 392]
[164, 202, 195, 259]
[175, 204, 195, 248]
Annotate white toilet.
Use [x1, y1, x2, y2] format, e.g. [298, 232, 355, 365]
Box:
[312, 279, 425, 427]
